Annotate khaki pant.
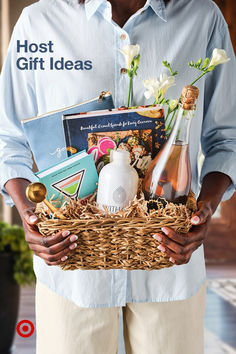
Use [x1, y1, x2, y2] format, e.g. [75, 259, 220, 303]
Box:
[36, 281, 206, 354]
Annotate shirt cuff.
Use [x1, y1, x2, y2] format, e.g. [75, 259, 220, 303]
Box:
[0, 164, 38, 207]
[200, 151, 236, 201]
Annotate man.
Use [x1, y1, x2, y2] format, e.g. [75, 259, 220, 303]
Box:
[0, 0, 235, 353]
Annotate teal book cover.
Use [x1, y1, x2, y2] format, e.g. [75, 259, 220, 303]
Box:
[35, 151, 98, 204]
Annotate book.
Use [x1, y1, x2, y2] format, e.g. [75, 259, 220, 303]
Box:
[63, 106, 165, 177]
[22, 91, 114, 171]
[35, 150, 98, 205]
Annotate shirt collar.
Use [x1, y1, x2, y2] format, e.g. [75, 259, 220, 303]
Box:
[146, 0, 167, 22]
[84, 0, 167, 22]
[85, 0, 107, 21]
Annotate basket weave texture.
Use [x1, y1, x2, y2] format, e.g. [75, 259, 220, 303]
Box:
[36, 191, 197, 271]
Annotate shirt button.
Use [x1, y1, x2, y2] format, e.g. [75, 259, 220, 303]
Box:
[120, 68, 128, 74]
[141, 10, 145, 15]
[120, 34, 127, 40]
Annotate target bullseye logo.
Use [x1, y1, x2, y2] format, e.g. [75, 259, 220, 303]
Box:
[16, 320, 34, 338]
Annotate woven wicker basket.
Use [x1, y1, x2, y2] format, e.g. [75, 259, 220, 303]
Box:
[36, 191, 197, 271]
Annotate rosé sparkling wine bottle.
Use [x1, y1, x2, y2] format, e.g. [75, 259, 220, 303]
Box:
[143, 85, 199, 206]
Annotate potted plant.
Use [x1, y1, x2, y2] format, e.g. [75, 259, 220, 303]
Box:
[0, 221, 35, 354]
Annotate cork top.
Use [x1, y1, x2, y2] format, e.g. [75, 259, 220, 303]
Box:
[180, 85, 199, 110]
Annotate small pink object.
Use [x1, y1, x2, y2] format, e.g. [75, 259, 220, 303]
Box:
[87, 146, 103, 163]
[98, 137, 116, 155]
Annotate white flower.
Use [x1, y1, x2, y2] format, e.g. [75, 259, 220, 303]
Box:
[158, 73, 175, 96]
[209, 48, 230, 67]
[119, 44, 140, 69]
[143, 78, 161, 100]
[143, 74, 175, 101]
[169, 99, 178, 111]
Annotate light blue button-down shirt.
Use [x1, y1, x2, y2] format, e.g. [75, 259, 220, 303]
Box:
[0, 0, 236, 308]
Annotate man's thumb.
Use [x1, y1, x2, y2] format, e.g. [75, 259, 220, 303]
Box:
[191, 201, 212, 225]
[22, 209, 39, 225]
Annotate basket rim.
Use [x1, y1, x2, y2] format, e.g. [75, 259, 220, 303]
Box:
[37, 213, 191, 224]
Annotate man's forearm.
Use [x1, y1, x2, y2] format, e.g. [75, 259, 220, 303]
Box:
[198, 172, 232, 214]
[5, 178, 36, 218]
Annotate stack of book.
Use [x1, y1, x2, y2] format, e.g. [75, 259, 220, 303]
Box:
[22, 92, 165, 205]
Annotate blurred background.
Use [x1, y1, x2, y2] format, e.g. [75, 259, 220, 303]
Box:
[0, 0, 235, 353]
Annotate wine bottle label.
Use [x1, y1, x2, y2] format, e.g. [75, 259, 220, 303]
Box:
[105, 205, 122, 213]
[99, 186, 127, 213]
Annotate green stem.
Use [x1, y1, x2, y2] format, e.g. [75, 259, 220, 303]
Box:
[190, 71, 207, 86]
[165, 110, 171, 124]
[165, 109, 177, 135]
[157, 93, 163, 105]
[127, 75, 133, 108]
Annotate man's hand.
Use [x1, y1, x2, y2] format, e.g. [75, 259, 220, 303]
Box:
[22, 208, 78, 266]
[4, 178, 79, 266]
[152, 172, 232, 265]
[23, 208, 78, 266]
[153, 201, 212, 265]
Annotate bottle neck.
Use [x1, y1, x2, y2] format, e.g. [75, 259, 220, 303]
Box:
[111, 150, 131, 166]
[112, 159, 129, 166]
[175, 108, 195, 145]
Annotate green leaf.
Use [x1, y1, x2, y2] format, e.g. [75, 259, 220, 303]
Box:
[0, 222, 35, 286]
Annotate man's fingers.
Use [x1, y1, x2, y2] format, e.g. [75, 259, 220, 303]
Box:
[29, 234, 78, 255]
[26, 228, 75, 247]
[34, 252, 62, 266]
[156, 245, 193, 265]
[40, 230, 76, 247]
[154, 234, 183, 254]
[153, 232, 202, 255]
[157, 239, 202, 257]
[154, 222, 208, 246]
[152, 201, 213, 266]
[153, 223, 210, 265]
[154, 227, 193, 246]
[34, 243, 77, 265]
[22, 208, 39, 225]
[191, 201, 212, 225]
